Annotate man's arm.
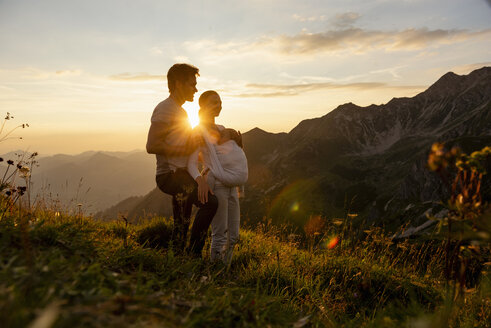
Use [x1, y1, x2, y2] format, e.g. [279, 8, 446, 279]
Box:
[146, 121, 198, 156]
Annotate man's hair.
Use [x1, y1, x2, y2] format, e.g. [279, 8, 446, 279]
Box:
[167, 63, 199, 93]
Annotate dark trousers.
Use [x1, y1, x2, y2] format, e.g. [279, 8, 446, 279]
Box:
[156, 169, 218, 255]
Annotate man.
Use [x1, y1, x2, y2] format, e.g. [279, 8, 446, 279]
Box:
[146, 63, 218, 256]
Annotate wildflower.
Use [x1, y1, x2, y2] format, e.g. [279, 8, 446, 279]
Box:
[16, 163, 22, 169]
[7, 160, 13, 165]
[0, 158, 3, 162]
[304, 215, 325, 238]
[19, 166, 30, 178]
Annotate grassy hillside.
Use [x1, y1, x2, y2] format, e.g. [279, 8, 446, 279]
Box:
[1, 210, 489, 327]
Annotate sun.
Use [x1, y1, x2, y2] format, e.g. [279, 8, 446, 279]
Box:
[182, 101, 200, 128]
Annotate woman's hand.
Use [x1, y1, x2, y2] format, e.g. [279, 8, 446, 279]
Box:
[195, 175, 213, 204]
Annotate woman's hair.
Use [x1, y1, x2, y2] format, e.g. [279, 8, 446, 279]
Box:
[198, 90, 220, 120]
[198, 90, 219, 109]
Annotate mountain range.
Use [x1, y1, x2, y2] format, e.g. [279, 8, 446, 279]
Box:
[240, 67, 490, 229]
[98, 66, 490, 230]
[0, 150, 157, 214]
[4, 67, 489, 230]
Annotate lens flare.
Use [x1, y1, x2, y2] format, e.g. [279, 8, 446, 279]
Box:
[290, 201, 300, 212]
[182, 102, 200, 128]
[326, 236, 339, 249]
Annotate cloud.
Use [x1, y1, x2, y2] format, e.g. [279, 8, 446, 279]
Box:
[55, 69, 83, 76]
[332, 12, 360, 28]
[149, 47, 163, 55]
[234, 81, 425, 98]
[268, 27, 491, 55]
[451, 62, 491, 74]
[292, 14, 326, 22]
[187, 26, 491, 58]
[0, 67, 84, 80]
[173, 56, 190, 62]
[109, 73, 164, 82]
[369, 66, 406, 79]
[183, 40, 247, 56]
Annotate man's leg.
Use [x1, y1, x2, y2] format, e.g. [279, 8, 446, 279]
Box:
[156, 170, 195, 250]
[157, 169, 218, 256]
[187, 183, 218, 257]
[170, 196, 184, 250]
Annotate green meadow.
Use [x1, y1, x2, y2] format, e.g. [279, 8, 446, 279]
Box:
[0, 128, 489, 327]
[0, 208, 489, 327]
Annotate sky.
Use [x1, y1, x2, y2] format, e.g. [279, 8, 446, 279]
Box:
[0, 0, 490, 155]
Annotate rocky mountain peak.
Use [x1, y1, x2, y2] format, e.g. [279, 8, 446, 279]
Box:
[422, 66, 491, 99]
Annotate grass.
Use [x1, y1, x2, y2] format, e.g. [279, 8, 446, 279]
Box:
[0, 209, 489, 327]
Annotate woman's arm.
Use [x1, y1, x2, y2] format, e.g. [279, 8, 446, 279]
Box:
[187, 149, 201, 180]
[187, 147, 214, 203]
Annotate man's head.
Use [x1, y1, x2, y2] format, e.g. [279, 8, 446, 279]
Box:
[167, 63, 199, 102]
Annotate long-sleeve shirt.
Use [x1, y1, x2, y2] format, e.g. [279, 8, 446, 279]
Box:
[188, 125, 248, 188]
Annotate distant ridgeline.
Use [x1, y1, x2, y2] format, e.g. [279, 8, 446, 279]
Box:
[98, 67, 491, 231]
[0, 150, 157, 215]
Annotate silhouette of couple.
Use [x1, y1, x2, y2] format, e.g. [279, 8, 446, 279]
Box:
[146, 63, 248, 262]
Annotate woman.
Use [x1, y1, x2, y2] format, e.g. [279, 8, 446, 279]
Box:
[187, 90, 248, 263]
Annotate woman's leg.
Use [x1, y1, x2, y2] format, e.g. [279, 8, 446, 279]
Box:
[210, 183, 229, 261]
[224, 187, 240, 264]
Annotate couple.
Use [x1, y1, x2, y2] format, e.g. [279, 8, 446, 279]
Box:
[146, 63, 247, 263]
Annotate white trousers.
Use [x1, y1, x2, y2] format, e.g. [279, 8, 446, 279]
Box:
[209, 180, 240, 263]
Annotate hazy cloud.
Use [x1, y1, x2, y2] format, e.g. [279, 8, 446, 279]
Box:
[109, 73, 164, 82]
[369, 66, 405, 79]
[332, 12, 360, 28]
[55, 69, 83, 76]
[292, 14, 327, 22]
[451, 62, 491, 74]
[0, 68, 83, 80]
[149, 47, 163, 55]
[173, 56, 190, 62]
[189, 27, 491, 58]
[268, 27, 491, 55]
[235, 81, 425, 98]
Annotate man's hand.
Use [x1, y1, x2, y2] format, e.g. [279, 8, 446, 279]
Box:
[195, 175, 213, 204]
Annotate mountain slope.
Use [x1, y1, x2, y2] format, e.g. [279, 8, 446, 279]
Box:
[26, 151, 156, 213]
[98, 67, 490, 229]
[239, 67, 490, 228]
